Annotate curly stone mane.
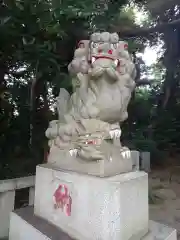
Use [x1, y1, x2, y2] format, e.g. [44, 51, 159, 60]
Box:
[46, 32, 136, 161]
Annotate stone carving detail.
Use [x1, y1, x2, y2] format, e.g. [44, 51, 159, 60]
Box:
[46, 32, 136, 164]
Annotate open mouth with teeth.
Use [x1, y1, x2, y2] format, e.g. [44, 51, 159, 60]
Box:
[90, 56, 120, 67]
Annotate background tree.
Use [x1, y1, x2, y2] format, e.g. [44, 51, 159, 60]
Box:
[0, 0, 144, 179]
[3, 0, 180, 178]
[119, 1, 180, 165]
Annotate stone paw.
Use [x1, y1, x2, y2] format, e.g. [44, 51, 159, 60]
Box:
[69, 149, 78, 157]
[121, 148, 131, 159]
[109, 129, 121, 139]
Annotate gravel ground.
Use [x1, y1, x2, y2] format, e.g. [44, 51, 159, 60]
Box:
[149, 169, 180, 239]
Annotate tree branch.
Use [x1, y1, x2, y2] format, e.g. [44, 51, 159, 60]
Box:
[114, 18, 180, 38]
[136, 79, 155, 86]
[146, 0, 179, 15]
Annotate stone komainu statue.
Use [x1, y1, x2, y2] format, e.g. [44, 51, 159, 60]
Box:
[45, 32, 136, 173]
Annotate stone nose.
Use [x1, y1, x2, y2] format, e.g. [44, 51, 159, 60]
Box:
[100, 42, 110, 52]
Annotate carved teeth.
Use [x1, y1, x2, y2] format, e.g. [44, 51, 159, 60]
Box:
[69, 149, 78, 157]
[109, 130, 114, 139]
[109, 129, 121, 139]
[91, 57, 96, 63]
[114, 59, 119, 67]
[121, 150, 131, 159]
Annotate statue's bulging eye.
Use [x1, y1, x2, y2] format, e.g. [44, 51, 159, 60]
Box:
[91, 42, 98, 48]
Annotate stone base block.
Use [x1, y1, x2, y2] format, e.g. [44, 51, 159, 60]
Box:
[9, 207, 177, 240]
[34, 164, 148, 240]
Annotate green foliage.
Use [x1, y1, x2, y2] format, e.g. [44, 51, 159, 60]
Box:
[122, 58, 180, 164]
[2, 0, 180, 180]
[0, 0, 142, 179]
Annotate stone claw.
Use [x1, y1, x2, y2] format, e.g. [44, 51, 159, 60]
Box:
[69, 149, 78, 157]
[121, 149, 131, 159]
[109, 129, 121, 139]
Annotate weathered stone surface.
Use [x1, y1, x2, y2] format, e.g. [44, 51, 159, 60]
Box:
[131, 150, 140, 171]
[140, 152, 151, 172]
[34, 164, 148, 240]
[45, 32, 136, 175]
[48, 145, 133, 177]
[0, 190, 15, 238]
[9, 207, 177, 240]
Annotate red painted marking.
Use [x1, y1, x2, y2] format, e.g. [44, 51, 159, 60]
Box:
[124, 44, 128, 50]
[53, 184, 72, 216]
[108, 49, 113, 54]
[92, 56, 114, 61]
[85, 139, 98, 145]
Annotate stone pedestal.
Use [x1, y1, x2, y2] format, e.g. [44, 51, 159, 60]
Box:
[140, 152, 151, 172]
[34, 164, 149, 240]
[9, 207, 177, 240]
[8, 163, 177, 240]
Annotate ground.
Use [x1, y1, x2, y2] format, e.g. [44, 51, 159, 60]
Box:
[149, 168, 180, 239]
